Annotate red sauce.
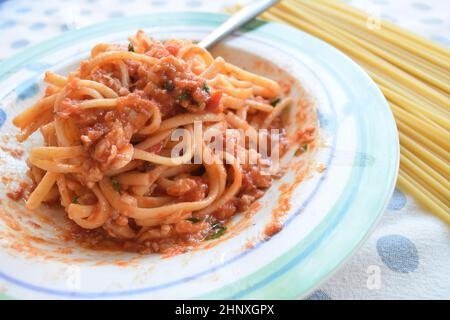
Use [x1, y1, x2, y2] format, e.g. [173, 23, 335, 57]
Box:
[6, 181, 32, 201]
[0, 145, 24, 158]
[3, 36, 319, 259]
[263, 92, 318, 240]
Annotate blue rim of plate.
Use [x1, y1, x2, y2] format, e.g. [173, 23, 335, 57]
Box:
[0, 12, 399, 299]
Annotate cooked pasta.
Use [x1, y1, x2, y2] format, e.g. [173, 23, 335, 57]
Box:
[13, 30, 314, 253]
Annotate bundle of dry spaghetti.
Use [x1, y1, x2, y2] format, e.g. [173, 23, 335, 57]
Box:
[232, 0, 450, 223]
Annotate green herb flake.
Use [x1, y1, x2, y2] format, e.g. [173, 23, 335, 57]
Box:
[202, 82, 210, 93]
[206, 226, 227, 240]
[270, 98, 281, 107]
[128, 43, 135, 52]
[186, 217, 200, 223]
[72, 196, 79, 204]
[205, 223, 227, 240]
[111, 178, 121, 193]
[295, 143, 309, 156]
[178, 92, 190, 100]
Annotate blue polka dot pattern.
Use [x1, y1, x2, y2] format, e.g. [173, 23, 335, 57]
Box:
[388, 188, 407, 210]
[421, 18, 443, 25]
[0, 20, 16, 29]
[44, 8, 59, 15]
[108, 11, 125, 19]
[411, 3, 431, 11]
[430, 35, 450, 47]
[377, 235, 419, 273]
[16, 7, 31, 14]
[16, 79, 40, 102]
[30, 22, 46, 30]
[306, 290, 332, 300]
[186, 0, 203, 7]
[0, 109, 6, 128]
[11, 39, 30, 49]
[151, 0, 166, 6]
[60, 24, 71, 32]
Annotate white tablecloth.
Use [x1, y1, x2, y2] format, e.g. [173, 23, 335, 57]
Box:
[0, 0, 448, 299]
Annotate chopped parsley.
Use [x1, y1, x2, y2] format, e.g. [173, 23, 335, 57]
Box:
[202, 82, 210, 93]
[128, 43, 135, 52]
[71, 196, 79, 204]
[270, 98, 281, 107]
[205, 223, 227, 240]
[186, 217, 200, 223]
[111, 178, 121, 193]
[295, 143, 309, 156]
[178, 92, 191, 100]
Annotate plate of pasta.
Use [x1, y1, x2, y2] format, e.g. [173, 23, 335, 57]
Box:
[0, 13, 398, 299]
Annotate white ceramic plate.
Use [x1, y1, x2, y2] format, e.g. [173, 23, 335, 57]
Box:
[0, 13, 398, 299]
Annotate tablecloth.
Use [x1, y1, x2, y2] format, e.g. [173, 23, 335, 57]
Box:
[0, 0, 448, 299]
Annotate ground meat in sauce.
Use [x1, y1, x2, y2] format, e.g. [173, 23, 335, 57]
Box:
[166, 176, 208, 202]
[237, 194, 256, 212]
[214, 200, 238, 220]
[143, 55, 210, 117]
[61, 92, 155, 185]
[240, 164, 272, 196]
[13, 35, 310, 255]
[6, 181, 32, 201]
[212, 164, 271, 220]
[59, 44, 215, 187]
[91, 68, 129, 96]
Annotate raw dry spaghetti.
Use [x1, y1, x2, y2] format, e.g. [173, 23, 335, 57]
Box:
[253, 0, 450, 224]
[12, 31, 315, 253]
